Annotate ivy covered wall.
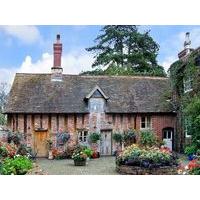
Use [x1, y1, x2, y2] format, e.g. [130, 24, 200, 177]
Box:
[169, 49, 200, 152]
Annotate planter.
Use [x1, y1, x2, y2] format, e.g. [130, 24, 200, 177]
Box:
[48, 150, 54, 160]
[74, 159, 86, 166]
[91, 152, 100, 159]
[116, 164, 178, 175]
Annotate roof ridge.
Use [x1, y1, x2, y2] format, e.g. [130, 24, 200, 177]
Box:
[15, 73, 168, 80]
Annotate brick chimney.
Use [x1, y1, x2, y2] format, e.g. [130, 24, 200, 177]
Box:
[178, 32, 193, 60]
[51, 34, 63, 81]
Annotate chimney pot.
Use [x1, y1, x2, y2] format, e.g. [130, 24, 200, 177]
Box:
[56, 34, 60, 42]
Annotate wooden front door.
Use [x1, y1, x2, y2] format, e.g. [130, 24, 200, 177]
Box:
[100, 131, 112, 156]
[34, 131, 49, 157]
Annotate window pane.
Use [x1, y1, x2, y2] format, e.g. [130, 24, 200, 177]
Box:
[163, 131, 167, 139]
[141, 117, 145, 128]
[147, 116, 151, 128]
[168, 131, 171, 139]
[141, 122, 146, 128]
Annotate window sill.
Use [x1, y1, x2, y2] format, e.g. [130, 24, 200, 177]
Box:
[184, 89, 193, 94]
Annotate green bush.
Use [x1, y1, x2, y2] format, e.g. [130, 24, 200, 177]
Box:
[112, 133, 123, 144]
[139, 130, 157, 147]
[83, 148, 93, 158]
[189, 167, 200, 175]
[123, 130, 136, 146]
[184, 145, 197, 156]
[116, 144, 177, 167]
[89, 133, 101, 143]
[1, 155, 33, 175]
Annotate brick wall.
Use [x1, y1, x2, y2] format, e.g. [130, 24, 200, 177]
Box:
[6, 113, 176, 150]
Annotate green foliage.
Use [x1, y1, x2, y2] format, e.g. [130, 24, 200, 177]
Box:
[0, 113, 6, 125]
[116, 144, 176, 167]
[139, 130, 157, 147]
[112, 133, 123, 144]
[85, 25, 166, 76]
[184, 96, 200, 148]
[124, 129, 136, 146]
[189, 167, 200, 175]
[83, 148, 93, 158]
[0, 146, 8, 158]
[89, 132, 101, 143]
[184, 145, 197, 156]
[80, 64, 166, 77]
[1, 155, 33, 175]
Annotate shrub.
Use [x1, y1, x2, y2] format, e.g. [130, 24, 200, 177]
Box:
[116, 144, 177, 168]
[1, 155, 33, 175]
[112, 133, 123, 144]
[123, 130, 136, 146]
[184, 145, 197, 156]
[0, 142, 17, 158]
[89, 133, 101, 143]
[139, 130, 157, 147]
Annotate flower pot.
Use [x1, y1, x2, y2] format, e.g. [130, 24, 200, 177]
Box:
[48, 150, 53, 160]
[74, 159, 86, 166]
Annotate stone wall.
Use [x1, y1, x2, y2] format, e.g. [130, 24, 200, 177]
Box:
[116, 165, 178, 175]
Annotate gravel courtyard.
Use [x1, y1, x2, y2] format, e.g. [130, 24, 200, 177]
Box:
[36, 156, 119, 175]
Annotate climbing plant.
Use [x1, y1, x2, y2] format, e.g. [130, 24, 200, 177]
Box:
[169, 50, 200, 149]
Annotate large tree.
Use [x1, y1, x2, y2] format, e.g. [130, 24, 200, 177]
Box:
[84, 25, 165, 76]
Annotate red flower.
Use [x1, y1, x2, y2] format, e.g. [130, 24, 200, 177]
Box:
[188, 159, 200, 170]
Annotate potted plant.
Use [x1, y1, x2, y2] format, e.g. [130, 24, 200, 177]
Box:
[184, 145, 197, 160]
[72, 146, 87, 166]
[89, 132, 101, 157]
[113, 133, 123, 155]
[46, 139, 53, 160]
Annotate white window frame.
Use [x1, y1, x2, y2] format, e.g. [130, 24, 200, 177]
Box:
[183, 77, 193, 93]
[140, 116, 152, 130]
[185, 119, 192, 138]
[78, 130, 88, 143]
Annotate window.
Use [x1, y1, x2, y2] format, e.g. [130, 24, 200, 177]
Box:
[89, 98, 104, 113]
[185, 119, 192, 138]
[140, 116, 151, 129]
[78, 131, 88, 143]
[183, 77, 193, 93]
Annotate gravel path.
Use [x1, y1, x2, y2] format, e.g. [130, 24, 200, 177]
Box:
[36, 156, 119, 175]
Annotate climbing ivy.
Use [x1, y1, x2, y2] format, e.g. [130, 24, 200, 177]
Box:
[169, 50, 200, 148]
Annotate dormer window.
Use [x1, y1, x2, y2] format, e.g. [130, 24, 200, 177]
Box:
[89, 98, 105, 113]
[183, 77, 193, 93]
[85, 85, 109, 113]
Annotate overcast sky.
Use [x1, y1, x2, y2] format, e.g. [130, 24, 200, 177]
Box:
[1, 25, 200, 84]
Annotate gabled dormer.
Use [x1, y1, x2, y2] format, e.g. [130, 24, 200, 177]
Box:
[85, 85, 109, 113]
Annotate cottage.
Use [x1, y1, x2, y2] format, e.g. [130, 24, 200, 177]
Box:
[4, 35, 176, 157]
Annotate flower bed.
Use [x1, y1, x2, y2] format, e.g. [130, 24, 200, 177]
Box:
[0, 141, 33, 175]
[116, 144, 178, 175]
[178, 158, 200, 175]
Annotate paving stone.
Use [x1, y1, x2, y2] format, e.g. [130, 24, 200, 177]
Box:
[36, 156, 118, 175]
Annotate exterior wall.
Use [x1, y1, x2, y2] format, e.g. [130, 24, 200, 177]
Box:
[151, 115, 176, 140]
[6, 113, 176, 152]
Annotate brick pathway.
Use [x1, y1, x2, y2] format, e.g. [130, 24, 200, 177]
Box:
[36, 156, 118, 175]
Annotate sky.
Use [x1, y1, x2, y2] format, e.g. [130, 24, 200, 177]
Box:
[1, 25, 200, 84]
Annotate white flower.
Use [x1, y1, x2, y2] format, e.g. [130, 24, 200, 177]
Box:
[185, 166, 189, 170]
